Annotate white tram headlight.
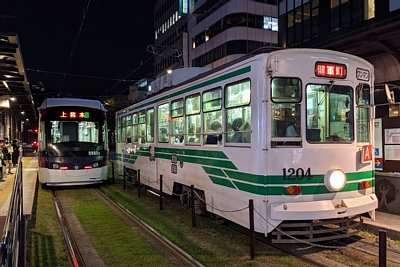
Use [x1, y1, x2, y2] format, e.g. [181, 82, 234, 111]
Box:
[93, 162, 99, 168]
[52, 163, 59, 169]
[324, 169, 346, 192]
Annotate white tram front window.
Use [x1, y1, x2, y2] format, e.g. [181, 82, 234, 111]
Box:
[271, 78, 301, 138]
[185, 94, 201, 144]
[306, 84, 354, 143]
[50, 121, 99, 143]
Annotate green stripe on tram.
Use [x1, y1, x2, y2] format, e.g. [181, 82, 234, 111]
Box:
[202, 166, 227, 177]
[131, 66, 251, 111]
[155, 147, 228, 159]
[155, 153, 237, 169]
[209, 176, 236, 188]
[115, 152, 375, 195]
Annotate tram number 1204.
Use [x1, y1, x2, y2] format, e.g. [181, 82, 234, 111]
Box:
[282, 168, 311, 181]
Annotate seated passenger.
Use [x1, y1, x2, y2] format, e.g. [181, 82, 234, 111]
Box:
[285, 117, 299, 137]
[231, 118, 243, 143]
[206, 121, 222, 144]
[159, 128, 168, 142]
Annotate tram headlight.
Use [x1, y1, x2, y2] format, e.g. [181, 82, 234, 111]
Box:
[52, 163, 59, 169]
[324, 169, 346, 192]
[93, 162, 99, 168]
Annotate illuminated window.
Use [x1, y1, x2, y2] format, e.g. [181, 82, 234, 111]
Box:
[158, 103, 170, 143]
[186, 94, 201, 144]
[171, 99, 184, 145]
[146, 109, 154, 143]
[225, 80, 251, 144]
[203, 88, 222, 145]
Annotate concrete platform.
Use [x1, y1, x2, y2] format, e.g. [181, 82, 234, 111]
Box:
[363, 211, 400, 240]
[0, 157, 38, 216]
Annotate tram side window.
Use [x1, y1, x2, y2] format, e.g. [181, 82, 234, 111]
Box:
[39, 121, 46, 151]
[121, 116, 126, 142]
[271, 78, 301, 138]
[356, 83, 371, 143]
[306, 84, 354, 143]
[117, 117, 122, 143]
[203, 88, 222, 145]
[186, 94, 201, 144]
[171, 99, 184, 144]
[103, 120, 108, 150]
[138, 111, 146, 144]
[225, 80, 251, 144]
[126, 115, 132, 143]
[132, 113, 138, 143]
[146, 108, 154, 143]
[158, 103, 170, 143]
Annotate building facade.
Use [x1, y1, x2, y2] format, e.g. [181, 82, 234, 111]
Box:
[189, 0, 279, 69]
[154, 0, 189, 74]
[154, 0, 279, 72]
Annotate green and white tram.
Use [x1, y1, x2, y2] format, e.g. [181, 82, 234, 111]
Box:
[115, 49, 377, 242]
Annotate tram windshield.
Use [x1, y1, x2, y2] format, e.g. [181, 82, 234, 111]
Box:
[50, 121, 99, 144]
[306, 84, 354, 143]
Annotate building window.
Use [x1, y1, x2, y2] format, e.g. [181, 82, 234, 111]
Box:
[389, 0, 400, 12]
[264, 16, 279, 31]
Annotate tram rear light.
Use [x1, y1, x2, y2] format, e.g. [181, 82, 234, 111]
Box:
[84, 166, 93, 169]
[60, 166, 69, 170]
[286, 185, 301, 195]
[360, 181, 371, 189]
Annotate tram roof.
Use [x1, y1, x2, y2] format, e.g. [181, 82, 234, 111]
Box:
[39, 97, 107, 112]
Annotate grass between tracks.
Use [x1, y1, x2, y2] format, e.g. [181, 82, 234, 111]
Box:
[26, 185, 71, 267]
[66, 189, 173, 267]
[92, 180, 310, 267]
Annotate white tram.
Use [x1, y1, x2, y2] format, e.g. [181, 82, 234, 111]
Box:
[115, 49, 377, 242]
[38, 98, 109, 186]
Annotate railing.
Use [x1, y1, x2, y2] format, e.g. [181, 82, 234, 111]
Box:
[0, 158, 25, 266]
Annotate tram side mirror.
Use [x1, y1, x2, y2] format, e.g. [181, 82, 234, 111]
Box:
[384, 84, 395, 104]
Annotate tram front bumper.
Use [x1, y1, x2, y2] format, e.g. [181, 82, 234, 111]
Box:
[270, 194, 378, 221]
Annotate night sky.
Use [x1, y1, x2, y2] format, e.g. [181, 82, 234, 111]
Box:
[14, 0, 156, 102]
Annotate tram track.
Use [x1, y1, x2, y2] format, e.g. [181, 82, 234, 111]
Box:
[226, 221, 400, 266]
[96, 188, 204, 267]
[53, 190, 86, 267]
[54, 187, 204, 267]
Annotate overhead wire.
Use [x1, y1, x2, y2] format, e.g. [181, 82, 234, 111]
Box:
[105, 54, 155, 97]
[27, 68, 138, 82]
[58, 0, 92, 96]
